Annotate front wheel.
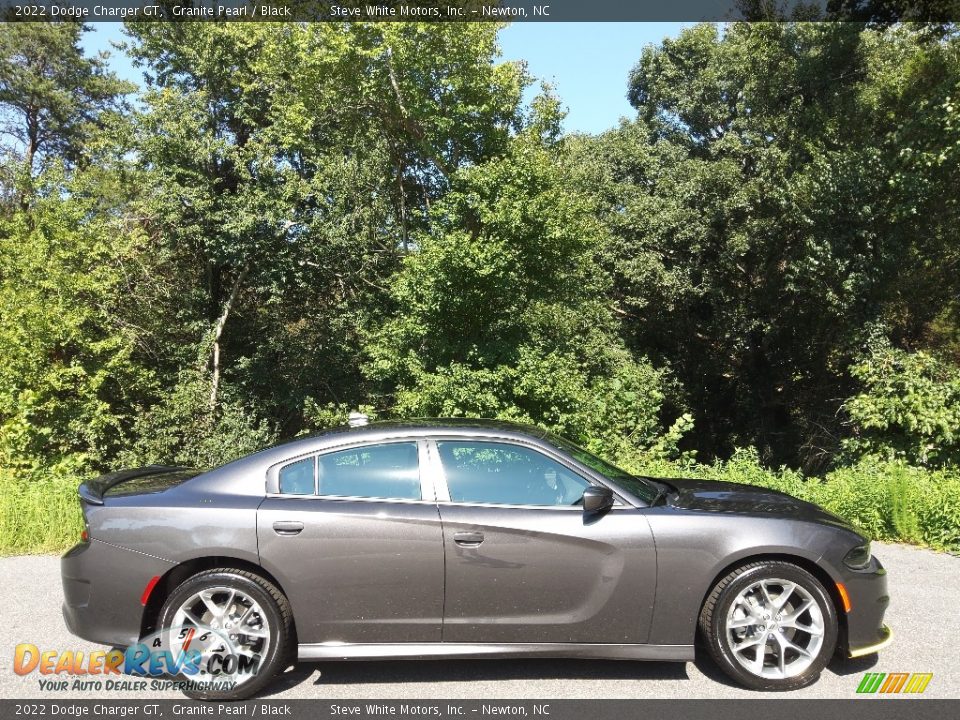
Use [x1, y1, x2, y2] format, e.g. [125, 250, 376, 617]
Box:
[699, 561, 838, 691]
[157, 569, 293, 700]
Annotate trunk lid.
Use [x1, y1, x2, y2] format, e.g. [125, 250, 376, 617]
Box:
[78, 466, 200, 505]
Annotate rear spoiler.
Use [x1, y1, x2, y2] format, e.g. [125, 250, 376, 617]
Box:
[78, 466, 187, 506]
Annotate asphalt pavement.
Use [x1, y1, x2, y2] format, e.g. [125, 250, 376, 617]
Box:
[0, 542, 956, 699]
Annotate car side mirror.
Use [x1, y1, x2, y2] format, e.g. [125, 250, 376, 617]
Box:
[582, 486, 614, 513]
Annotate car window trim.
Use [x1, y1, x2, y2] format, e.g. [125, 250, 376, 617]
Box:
[425, 435, 630, 510]
[266, 438, 433, 503]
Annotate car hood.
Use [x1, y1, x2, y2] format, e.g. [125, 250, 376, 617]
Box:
[659, 477, 858, 531]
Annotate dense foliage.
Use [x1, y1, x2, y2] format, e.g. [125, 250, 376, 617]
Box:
[843, 344, 960, 467]
[1, 22, 959, 552]
[367, 111, 671, 457]
[577, 23, 960, 470]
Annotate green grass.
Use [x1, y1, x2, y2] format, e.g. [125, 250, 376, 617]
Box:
[1, 452, 959, 554]
[0, 468, 83, 555]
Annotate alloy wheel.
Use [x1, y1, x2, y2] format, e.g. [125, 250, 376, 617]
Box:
[169, 585, 272, 686]
[724, 577, 825, 680]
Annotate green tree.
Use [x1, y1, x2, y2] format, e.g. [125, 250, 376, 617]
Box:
[367, 101, 673, 456]
[0, 170, 155, 471]
[580, 23, 960, 468]
[0, 24, 146, 472]
[123, 22, 528, 451]
[0, 23, 132, 181]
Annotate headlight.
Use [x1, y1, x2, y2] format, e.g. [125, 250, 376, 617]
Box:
[843, 542, 872, 570]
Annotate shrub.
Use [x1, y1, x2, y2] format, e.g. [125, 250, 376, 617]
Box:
[907, 466, 960, 550]
[0, 177, 157, 473]
[843, 346, 960, 467]
[117, 370, 276, 470]
[808, 463, 896, 541]
[0, 466, 83, 555]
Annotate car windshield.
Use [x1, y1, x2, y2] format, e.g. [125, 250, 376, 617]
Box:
[543, 433, 661, 504]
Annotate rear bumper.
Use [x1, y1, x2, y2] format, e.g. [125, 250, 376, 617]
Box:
[61, 539, 174, 648]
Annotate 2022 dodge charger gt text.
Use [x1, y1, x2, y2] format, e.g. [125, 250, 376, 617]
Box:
[62, 419, 891, 699]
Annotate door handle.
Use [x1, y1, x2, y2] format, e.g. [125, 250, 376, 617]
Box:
[453, 531, 484, 547]
[272, 520, 304, 536]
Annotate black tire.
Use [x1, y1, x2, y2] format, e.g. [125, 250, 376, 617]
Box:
[699, 561, 838, 691]
[157, 569, 293, 701]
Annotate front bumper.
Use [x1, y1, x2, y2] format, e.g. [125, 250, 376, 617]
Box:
[61, 539, 174, 648]
[840, 553, 892, 657]
[849, 624, 893, 658]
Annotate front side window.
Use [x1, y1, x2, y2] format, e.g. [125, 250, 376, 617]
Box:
[318, 442, 421, 500]
[542, 432, 660, 504]
[437, 441, 591, 507]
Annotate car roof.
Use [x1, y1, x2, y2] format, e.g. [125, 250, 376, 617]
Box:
[281, 417, 548, 448]
[197, 418, 553, 488]
[251, 418, 539, 461]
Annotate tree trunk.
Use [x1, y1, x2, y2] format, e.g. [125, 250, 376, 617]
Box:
[397, 158, 408, 251]
[25, 110, 38, 175]
[209, 264, 250, 410]
[19, 111, 39, 212]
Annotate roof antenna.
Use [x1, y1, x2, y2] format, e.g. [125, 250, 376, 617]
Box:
[348, 412, 369, 427]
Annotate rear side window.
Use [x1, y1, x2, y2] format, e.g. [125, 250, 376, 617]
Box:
[318, 442, 420, 500]
[279, 458, 314, 495]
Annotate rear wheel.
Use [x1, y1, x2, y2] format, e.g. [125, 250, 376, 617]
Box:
[699, 561, 838, 691]
[157, 569, 293, 700]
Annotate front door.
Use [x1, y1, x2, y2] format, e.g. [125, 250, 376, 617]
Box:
[431, 439, 657, 644]
[257, 439, 444, 644]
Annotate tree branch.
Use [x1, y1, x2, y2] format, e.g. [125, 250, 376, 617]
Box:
[209, 263, 250, 410]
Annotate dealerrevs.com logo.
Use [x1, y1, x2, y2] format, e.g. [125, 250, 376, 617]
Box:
[856, 672, 933, 694]
[13, 625, 260, 693]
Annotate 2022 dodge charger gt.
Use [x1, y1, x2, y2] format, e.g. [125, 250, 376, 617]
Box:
[62, 419, 891, 699]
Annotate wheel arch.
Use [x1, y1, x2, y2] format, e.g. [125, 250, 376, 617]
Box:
[695, 552, 848, 650]
[139, 555, 295, 642]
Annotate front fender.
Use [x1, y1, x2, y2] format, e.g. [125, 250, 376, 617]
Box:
[643, 510, 846, 645]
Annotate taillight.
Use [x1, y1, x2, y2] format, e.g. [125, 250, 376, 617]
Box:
[80, 530, 88, 542]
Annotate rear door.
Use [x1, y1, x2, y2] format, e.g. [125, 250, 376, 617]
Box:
[257, 439, 444, 644]
[430, 437, 657, 644]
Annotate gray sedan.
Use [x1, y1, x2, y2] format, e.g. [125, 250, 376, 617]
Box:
[61, 419, 891, 699]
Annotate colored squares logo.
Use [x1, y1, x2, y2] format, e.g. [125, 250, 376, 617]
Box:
[857, 672, 933, 694]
